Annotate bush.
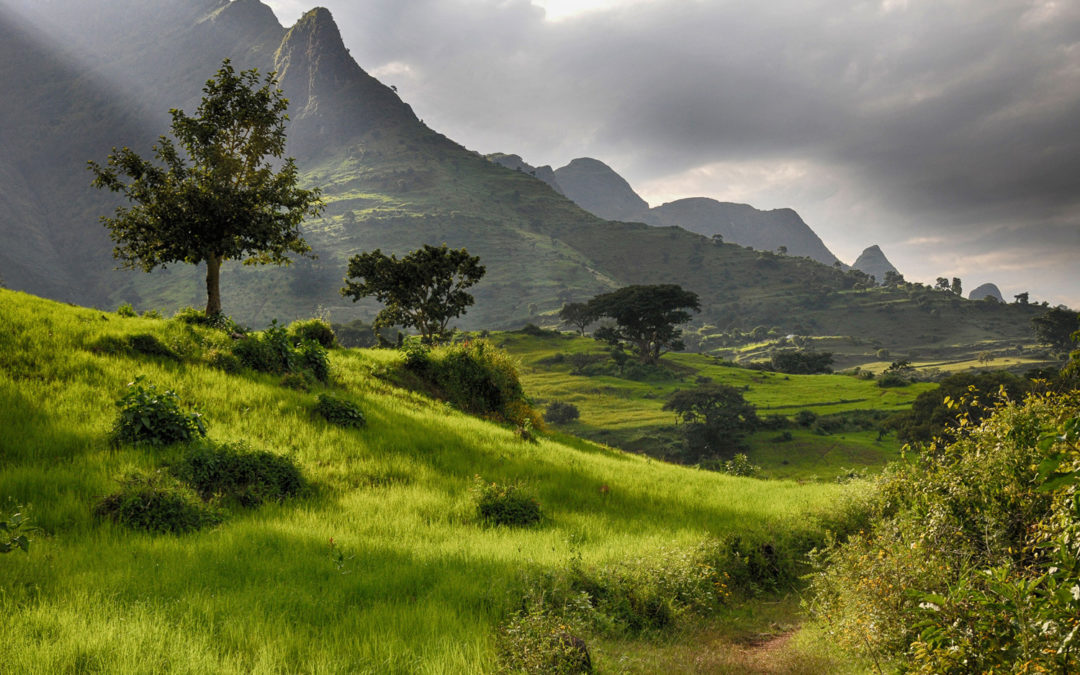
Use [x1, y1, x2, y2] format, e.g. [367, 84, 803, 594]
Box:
[0, 504, 34, 554]
[173, 306, 244, 333]
[171, 442, 304, 507]
[769, 350, 834, 374]
[94, 471, 220, 534]
[403, 340, 541, 428]
[544, 401, 580, 425]
[807, 394, 1080, 671]
[126, 333, 179, 360]
[794, 409, 818, 427]
[112, 376, 207, 446]
[288, 318, 336, 348]
[295, 339, 330, 382]
[116, 302, 137, 317]
[205, 348, 241, 373]
[876, 371, 910, 388]
[314, 394, 366, 428]
[721, 453, 758, 477]
[474, 477, 542, 527]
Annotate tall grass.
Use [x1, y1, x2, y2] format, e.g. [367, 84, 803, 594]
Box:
[0, 290, 856, 671]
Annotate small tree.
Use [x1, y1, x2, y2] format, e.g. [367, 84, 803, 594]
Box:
[89, 59, 323, 316]
[341, 244, 485, 344]
[1015, 292, 1030, 305]
[951, 277, 962, 296]
[558, 302, 594, 335]
[663, 383, 757, 461]
[587, 284, 700, 364]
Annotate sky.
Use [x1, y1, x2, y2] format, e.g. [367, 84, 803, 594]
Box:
[268, 0, 1076, 305]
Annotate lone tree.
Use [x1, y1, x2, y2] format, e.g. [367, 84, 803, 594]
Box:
[558, 302, 595, 335]
[341, 244, 485, 344]
[89, 60, 322, 317]
[663, 382, 758, 461]
[587, 284, 700, 364]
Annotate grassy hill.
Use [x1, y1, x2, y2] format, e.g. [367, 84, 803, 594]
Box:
[0, 289, 872, 672]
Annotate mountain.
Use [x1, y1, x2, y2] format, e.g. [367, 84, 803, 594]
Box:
[969, 283, 1005, 303]
[546, 156, 840, 265]
[552, 157, 651, 222]
[851, 245, 900, 284]
[0, 0, 1042, 354]
[486, 153, 564, 195]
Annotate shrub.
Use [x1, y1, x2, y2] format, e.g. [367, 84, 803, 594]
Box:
[126, 333, 179, 360]
[287, 318, 336, 348]
[794, 409, 818, 427]
[205, 348, 241, 373]
[876, 371, 909, 388]
[721, 453, 758, 477]
[171, 442, 304, 507]
[94, 471, 220, 534]
[404, 340, 540, 427]
[295, 339, 330, 382]
[314, 394, 365, 428]
[112, 376, 207, 446]
[806, 394, 1080, 671]
[1, 504, 34, 554]
[173, 306, 244, 333]
[474, 477, 542, 527]
[279, 372, 314, 391]
[141, 309, 163, 319]
[544, 401, 580, 425]
[496, 604, 593, 674]
[116, 302, 137, 317]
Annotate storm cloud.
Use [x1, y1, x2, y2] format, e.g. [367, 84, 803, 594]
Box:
[282, 0, 1080, 303]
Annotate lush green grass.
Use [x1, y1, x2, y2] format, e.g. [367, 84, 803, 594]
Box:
[495, 329, 931, 479]
[0, 290, 861, 672]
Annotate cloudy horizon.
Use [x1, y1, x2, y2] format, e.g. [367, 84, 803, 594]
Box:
[261, 0, 1080, 307]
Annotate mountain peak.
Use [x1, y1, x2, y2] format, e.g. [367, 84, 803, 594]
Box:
[554, 157, 650, 222]
[851, 245, 899, 284]
[273, 5, 417, 156]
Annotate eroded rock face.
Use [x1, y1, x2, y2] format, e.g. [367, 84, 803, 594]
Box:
[554, 157, 651, 223]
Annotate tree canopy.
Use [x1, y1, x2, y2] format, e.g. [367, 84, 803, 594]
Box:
[89, 59, 323, 316]
[587, 284, 700, 364]
[558, 302, 594, 335]
[340, 244, 485, 344]
[663, 382, 758, 461]
[1032, 307, 1080, 352]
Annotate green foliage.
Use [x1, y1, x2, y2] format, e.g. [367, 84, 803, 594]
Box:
[496, 606, 593, 674]
[116, 302, 137, 317]
[341, 244, 485, 343]
[403, 340, 540, 427]
[94, 471, 221, 534]
[473, 477, 542, 527]
[876, 371, 910, 388]
[664, 383, 758, 461]
[295, 339, 330, 382]
[231, 320, 328, 382]
[287, 318, 336, 348]
[720, 453, 759, 477]
[587, 284, 700, 364]
[204, 348, 242, 373]
[807, 394, 1080, 672]
[544, 401, 580, 425]
[173, 306, 244, 333]
[313, 394, 366, 428]
[112, 376, 207, 446]
[1032, 306, 1080, 351]
[0, 505, 34, 554]
[171, 442, 304, 507]
[88, 59, 323, 316]
[768, 350, 833, 374]
[558, 302, 594, 336]
[886, 370, 1029, 444]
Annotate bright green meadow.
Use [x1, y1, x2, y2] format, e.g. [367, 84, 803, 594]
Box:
[0, 290, 863, 672]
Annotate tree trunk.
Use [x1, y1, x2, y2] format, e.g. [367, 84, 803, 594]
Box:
[204, 254, 223, 316]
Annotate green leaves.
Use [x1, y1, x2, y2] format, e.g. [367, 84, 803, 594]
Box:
[0, 508, 34, 554]
[341, 244, 485, 344]
[586, 284, 700, 364]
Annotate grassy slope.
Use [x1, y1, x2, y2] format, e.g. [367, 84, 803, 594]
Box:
[495, 330, 936, 480]
[0, 290, 856, 672]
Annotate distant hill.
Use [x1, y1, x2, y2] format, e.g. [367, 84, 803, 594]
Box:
[852, 245, 900, 284]
[553, 157, 651, 222]
[969, 283, 1005, 303]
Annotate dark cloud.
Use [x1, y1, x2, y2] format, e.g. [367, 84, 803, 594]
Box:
[285, 0, 1080, 304]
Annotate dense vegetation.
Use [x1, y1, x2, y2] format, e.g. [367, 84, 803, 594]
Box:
[0, 289, 867, 671]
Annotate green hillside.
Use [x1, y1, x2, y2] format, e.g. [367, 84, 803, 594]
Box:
[0, 289, 867, 672]
[494, 329, 936, 480]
